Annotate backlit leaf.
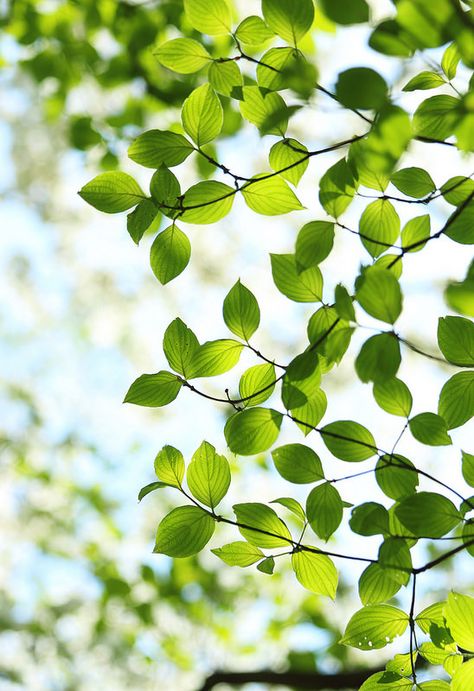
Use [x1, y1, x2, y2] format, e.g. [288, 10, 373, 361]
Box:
[355, 333, 401, 383]
[438, 371, 474, 429]
[211, 541, 264, 567]
[128, 130, 194, 168]
[154, 445, 185, 488]
[243, 176, 304, 216]
[438, 316, 474, 366]
[154, 505, 215, 557]
[223, 280, 260, 340]
[409, 412, 452, 446]
[340, 605, 409, 650]
[271, 253, 323, 302]
[356, 267, 403, 324]
[225, 408, 283, 455]
[233, 502, 292, 548]
[335, 67, 387, 110]
[261, 0, 314, 44]
[184, 0, 231, 35]
[269, 138, 308, 185]
[239, 363, 276, 408]
[391, 168, 436, 198]
[395, 492, 461, 537]
[187, 441, 231, 508]
[295, 221, 335, 269]
[292, 550, 338, 598]
[79, 172, 145, 213]
[272, 443, 324, 484]
[321, 420, 377, 461]
[150, 224, 191, 284]
[306, 482, 343, 540]
[373, 378, 413, 417]
[124, 371, 182, 407]
[182, 84, 223, 146]
[154, 38, 211, 74]
[319, 158, 358, 218]
[359, 199, 400, 257]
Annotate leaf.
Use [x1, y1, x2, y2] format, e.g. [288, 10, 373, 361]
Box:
[211, 541, 264, 567]
[270, 497, 306, 522]
[373, 378, 413, 417]
[239, 363, 276, 408]
[292, 551, 338, 598]
[335, 67, 387, 110]
[359, 199, 400, 257]
[128, 130, 195, 168]
[306, 482, 343, 540]
[223, 280, 260, 340]
[451, 662, 474, 691]
[409, 412, 452, 446]
[319, 0, 369, 25]
[413, 95, 460, 141]
[340, 605, 409, 650]
[153, 505, 215, 557]
[378, 538, 411, 586]
[150, 166, 180, 213]
[395, 492, 461, 538]
[261, 0, 314, 44]
[295, 221, 335, 269]
[334, 284, 355, 321]
[440, 176, 474, 206]
[257, 47, 301, 92]
[183, 0, 231, 35]
[281, 351, 321, 408]
[438, 371, 474, 429]
[179, 180, 235, 224]
[462, 450, 474, 487]
[376, 454, 418, 500]
[350, 502, 389, 536]
[438, 316, 474, 366]
[127, 199, 159, 244]
[356, 267, 403, 324]
[124, 371, 182, 407]
[321, 420, 377, 462]
[271, 443, 324, 484]
[441, 43, 461, 80]
[154, 445, 185, 488]
[242, 176, 304, 216]
[290, 389, 327, 436]
[240, 86, 289, 135]
[444, 201, 474, 245]
[270, 254, 323, 302]
[208, 61, 243, 98]
[401, 214, 431, 252]
[225, 408, 283, 455]
[360, 672, 413, 690]
[154, 38, 211, 74]
[445, 593, 474, 651]
[163, 318, 200, 377]
[235, 15, 275, 45]
[359, 563, 402, 606]
[150, 225, 191, 284]
[79, 172, 145, 213]
[402, 71, 446, 91]
[355, 333, 401, 383]
[188, 339, 243, 378]
[138, 481, 168, 502]
[319, 158, 358, 218]
[269, 138, 309, 186]
[369, 20, 414, 58]
[257, 557, 275, 574]
[186, 441, 230, 509]
[391, 168, 436, 198]
[233, 502, 292, 548]
[182, 84, 223, 147]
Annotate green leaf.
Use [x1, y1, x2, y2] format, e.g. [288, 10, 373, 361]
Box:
[321, 420, 377, 462]
[413, 95, 460, 141]
[182, 84, 223, 147]
[235, 15, 275, 45]
[349, 502, 389, 536]
[79, 172, 145, 213]
[369, 19, 414, 58]
[292, 550, 338, 599]
[225, 408, 283, 455]
[355, 333, 401, 383]
[187, 441, 230, 509]
[240, 86, 289, 135]
[261, 0, 314, 44]
[179, 180, 235, 224]
[452, 662, 474, 691]
[150, 224, 191, 284]
[154, 505, 215, 557]
[124, 371, 182, 407]
[163, 318, 200, 377]
[356, 267, 403, 324]
[401, 214, 431, 252]
[138, 481, 168, 502]
[334, 284, 355, 321]
[340, 605, 409, 650]
[282, 352, 321, 408]
[438, 371, 474, 429]
[242, 176, 304, 216]
[128, 130, 195, 168]
[290, 388, 327, 436]
[184, 0, 231, 35]
[306, 482, 343, 540]
[239, 363, 276, 408]
[402, 71, 446, 92]
[257, 556, 275, 574]
[335, 67, 387, 110]
[445, 261, 474, 317]
[438, 316, 474, 366]
[257, 47, 301, 92]
[440, 176, 474, 206]
[359, 563, 402, 606]
[444, 592, 474, 651]
[378, 538, 412, 586]
[395, 492, 461, 537]
[270, 497, 306, 522]
[415, 601, 450, 637]
[233, 502, 292, 548]
[444, 200, 474, 245]
[211, 541, 264, 567]
[223, 280, 260, 340]
[150, 166, 180, 214]
[154, 445, 185, 488]
[376, 454, 418, 501]
[127, 199, 159, 244]
[373, 378, 413, 417]
[272, 443, 324, 484]
[462, 450, 474, 487]
[319, 158, 358, 218]
[295, 221, 335, 269]
[391, 168, 436, 198]
[208, 61, 243, 98]
[409, 412, 452, 446]
[270, 254, 323, 302]
[359, 199, 400, 257]
[154, 38, 211, 74]
[188, 339, 243, 378]
[319, 0, 369, 25]
[269, 138, 308, 186]
[359, 672, 412, 690]
[442, 43, 461, 80]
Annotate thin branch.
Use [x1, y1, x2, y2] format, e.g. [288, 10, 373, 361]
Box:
[197, 668, 385, 691]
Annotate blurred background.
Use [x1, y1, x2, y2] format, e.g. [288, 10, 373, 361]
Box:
[1, 1, 472, 689]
